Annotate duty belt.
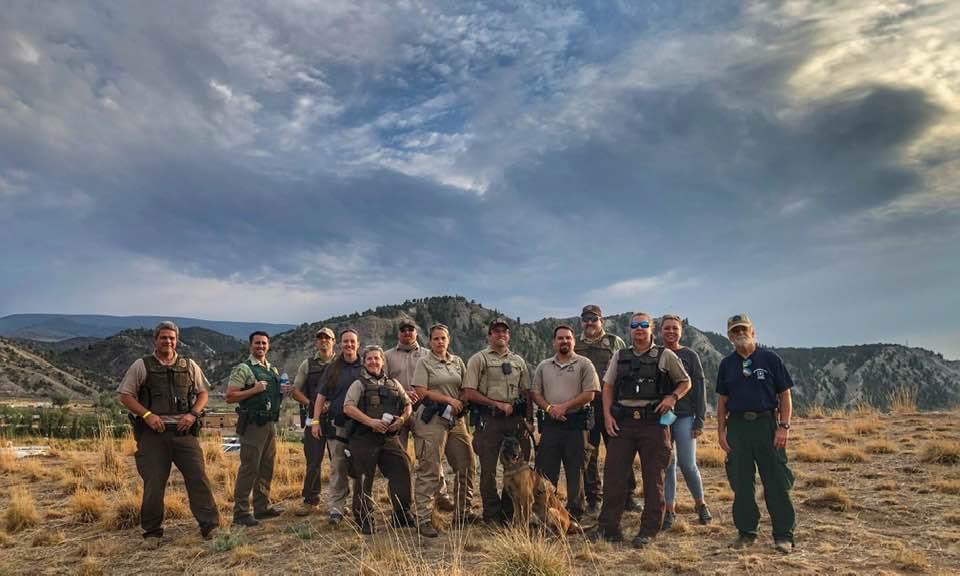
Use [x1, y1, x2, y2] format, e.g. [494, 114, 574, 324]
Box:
[612, 403, 659, 421]
[730, 410, 774, 421]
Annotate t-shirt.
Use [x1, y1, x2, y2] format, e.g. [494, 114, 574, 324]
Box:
[716, 347, 794, 413]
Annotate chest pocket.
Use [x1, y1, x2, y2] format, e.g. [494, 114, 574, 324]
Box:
[484, 357, 522, 399]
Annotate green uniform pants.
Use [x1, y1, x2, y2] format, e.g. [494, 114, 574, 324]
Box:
[233, 421, 276, 518]
[725, 415, 795, 542]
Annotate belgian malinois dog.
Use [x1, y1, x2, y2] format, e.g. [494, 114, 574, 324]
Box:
[500, 435, 580, 535]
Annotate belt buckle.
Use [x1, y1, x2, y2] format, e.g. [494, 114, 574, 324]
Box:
[744, 411, 758, 421]
[632, 410, 642, 420]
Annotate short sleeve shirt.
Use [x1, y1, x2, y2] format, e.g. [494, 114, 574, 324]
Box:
[228, 355, 278, 389]
[412, 352, 467, 399]
[602, 347, 690, 388]
[716, 347, 793, 413]
[117, 354, 207, 396]
[532, 354, 600, 405]
[293, 352, 334, 392]
[463, 347, 530, 402]
[384, 345, 430, 392]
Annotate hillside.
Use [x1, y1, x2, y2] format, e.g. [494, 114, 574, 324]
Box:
[0, 338, 97, 399]
[0, 314, 295, 342]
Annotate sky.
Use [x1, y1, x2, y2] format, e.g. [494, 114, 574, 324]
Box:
[1, 1, 958, 358]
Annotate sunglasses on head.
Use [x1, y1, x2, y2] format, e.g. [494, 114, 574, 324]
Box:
[742, 358, 752, 377]
[581, 315, 600, 323]
[630, 320, 651, 330]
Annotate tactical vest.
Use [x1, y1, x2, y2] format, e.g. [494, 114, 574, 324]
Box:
[238, 360, 282, 421]
[614, 346, 670, 402]
[304, 357, 329, 415]
[138, 355, 196, 416]
[578, 333, 618, 378]
[358, 375, 405, 420]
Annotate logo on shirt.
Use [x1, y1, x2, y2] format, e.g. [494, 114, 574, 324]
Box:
[753, 368, 768, 381]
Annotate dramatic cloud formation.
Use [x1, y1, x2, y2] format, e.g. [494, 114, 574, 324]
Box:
[1, 1, 958, 357]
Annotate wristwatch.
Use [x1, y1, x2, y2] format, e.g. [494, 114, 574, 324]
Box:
[189, 409, 202, 419]
[778, 421, 791, 430]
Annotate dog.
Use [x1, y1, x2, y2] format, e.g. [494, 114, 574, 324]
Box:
[499, 435, 580, 535]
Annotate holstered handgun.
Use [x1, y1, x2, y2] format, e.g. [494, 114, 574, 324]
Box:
[128, 413, 144, 442]
[236, 411, 249, 436]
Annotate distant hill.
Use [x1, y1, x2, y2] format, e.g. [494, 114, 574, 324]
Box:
[3, 297, 957, 410]
[0, 314, 295, 342]
[0, 337, 98, 399]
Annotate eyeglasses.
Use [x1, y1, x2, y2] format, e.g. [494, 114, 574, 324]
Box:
[630, 320, 651, 330]
[742, 358, 752, 377]
[399, 326, 416, 333]
[581, 315, 599, 323]
[316, 335, 333, 340]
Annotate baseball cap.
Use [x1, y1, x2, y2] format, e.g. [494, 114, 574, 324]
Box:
[727, 313, 753, 332]
[398, 319, 417, 330]
[581, 304, 602, 318]
[489, 317, 510, 331]
[316, 327, 335, 339]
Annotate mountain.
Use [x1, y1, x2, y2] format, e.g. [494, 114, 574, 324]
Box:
[50, 327, 246, 390]
[0, 337, 98, 399]
[0, 314, 295, 342]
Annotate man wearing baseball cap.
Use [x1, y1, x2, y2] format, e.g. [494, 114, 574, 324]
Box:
[716, 313, 796, 554]
[462, 317, 534, 524]
[291, 327, 337, 516]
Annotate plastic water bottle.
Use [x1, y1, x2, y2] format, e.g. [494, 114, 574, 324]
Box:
[280, 372, 290, 394]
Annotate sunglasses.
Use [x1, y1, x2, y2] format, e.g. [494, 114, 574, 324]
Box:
[399, 326, 416, 333]
[581, 315, 600, 323]
[742, 358, 752, 377]
[630, 320, 651, 330]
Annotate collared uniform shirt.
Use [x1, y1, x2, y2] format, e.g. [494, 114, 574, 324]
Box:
[228, 355, 278, 389]
[117, 353, 207, 396]
[463, 347, 530, 403]
[602, 346, 690, 407]
[412, 351, 467, 399]
[385, 344, 430, 392]
[532, 353, 600, 405]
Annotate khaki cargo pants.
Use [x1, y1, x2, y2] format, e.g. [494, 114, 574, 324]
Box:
[413, 410, 475, 524]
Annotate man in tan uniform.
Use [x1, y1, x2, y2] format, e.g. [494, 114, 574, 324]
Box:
[531, 324, 600, 520]
[117, 321, 219, 547]
[411, 324, 478, 537]
[462, 317, 533, 524]
[291, 327, 336, 516]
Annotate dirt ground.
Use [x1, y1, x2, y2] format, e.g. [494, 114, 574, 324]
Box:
[1, 409, 959, 575]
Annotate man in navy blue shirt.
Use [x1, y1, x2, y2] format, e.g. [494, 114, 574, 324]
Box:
[716, 313, 795, 554]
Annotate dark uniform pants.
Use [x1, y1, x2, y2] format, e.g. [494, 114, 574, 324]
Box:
[135, 427, 219, 536]
[584, 396, 637, 505]
[302, 427, 326, 505]
[233, 421, 276, 518]
[725, 415, 795, 541]
[536, 423, 587, 516]
[472, 413, 531, 522]
[349, 430, 412, 528]
[597, 418, 671, 538]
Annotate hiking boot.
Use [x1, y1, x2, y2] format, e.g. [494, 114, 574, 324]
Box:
[661, 511, 675, 531]
[436, 495, 456, 512]
[631, 534, 653, 548]
[730, 534, 756, 549]
[328, 512, 344, 526]
[695, 503, 713, 525]
[418, 523, 439, 538]
[391, 511, 416, 528]
[586, 528, 623, 544]
[254, 507, 283, 520]
[233, 515, 259, 527]
[774, 540, 794, 554]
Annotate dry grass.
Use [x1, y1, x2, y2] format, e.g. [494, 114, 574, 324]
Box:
[77, 556, 104, 576]
[891, 542, 930, 572]
[803, 474, 835, 488]
[800, 402, 828, 419]
[792, 441, 835, 463]
[697, 443, 726, 468]
[865, 439, 897, 454]
[18, 458, 47, 481]
[931, 479, 960, 495]
[919, 440, 960, 465]
[889, 385, 919, 414]
[164, 491, 190, 519]
[804, 488, 851, 512]
[0, 530, 12, 548]
[486, 529, 569, 576]
[104, 488, 141, 530]
[835, 447, 869, 463]
[0, 448, 16, 473]
[5, 486, 40, 532]
[71, 487, 108, 523]
[850, 416, 883, 436]
[945, 512, 960, 526]
[31, 530, 65, 547]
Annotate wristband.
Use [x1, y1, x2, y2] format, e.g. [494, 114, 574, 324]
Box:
[189, 409, 201, 419]
[546, 404, 553, 415]
[142, 411, 153, 419]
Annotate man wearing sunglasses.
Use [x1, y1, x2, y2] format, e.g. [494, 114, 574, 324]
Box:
[385, 320, 457, 512]
[463, 317, 534, 524]
[590, 312, 691, 548]
[575, 304, 636, 516]
[716, 314, 795, 554]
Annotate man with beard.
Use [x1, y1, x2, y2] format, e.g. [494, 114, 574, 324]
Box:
[717, 314, 795, 554]
[576, 304, 634, 515]
[530, 324, 600, 521]
[117, 321, 219, 547]
[291, 327, 336, 516]
[462, 317, 533, 524]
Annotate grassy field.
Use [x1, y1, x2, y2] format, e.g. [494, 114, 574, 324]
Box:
[1, 407, 959, 575]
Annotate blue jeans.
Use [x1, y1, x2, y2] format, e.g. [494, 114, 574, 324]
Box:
[665, 416, 705, 505]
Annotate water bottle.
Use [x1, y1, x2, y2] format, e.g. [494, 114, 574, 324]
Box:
[280, 372, 290, 394]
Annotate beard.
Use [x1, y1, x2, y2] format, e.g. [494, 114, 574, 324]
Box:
[733, 334, 752, 347]
[558, 344, 572, 355]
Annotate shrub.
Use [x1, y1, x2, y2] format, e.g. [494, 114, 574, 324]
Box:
[5, 487, 40, 532]
[71, 488, 108, 523]
[487, 529, 569, 576]
[920, 440, 960, 465]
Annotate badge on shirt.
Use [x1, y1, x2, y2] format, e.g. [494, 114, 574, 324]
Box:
[754, 369, 768, 381]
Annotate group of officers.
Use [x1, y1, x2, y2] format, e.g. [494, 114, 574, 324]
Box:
[117, 306, 796, 554]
